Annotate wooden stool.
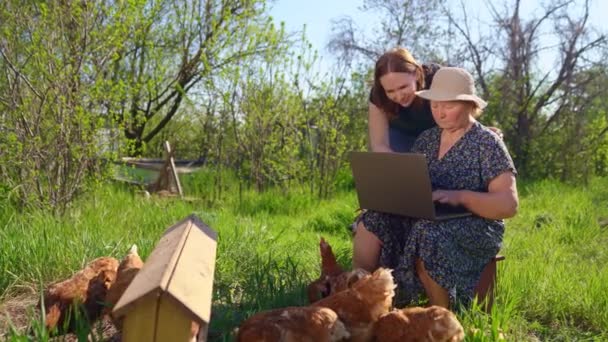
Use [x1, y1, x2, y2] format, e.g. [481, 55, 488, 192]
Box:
[473, 255, 505, 311]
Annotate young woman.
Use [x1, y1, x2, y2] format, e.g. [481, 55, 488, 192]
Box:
[353, 47, 440, 273]
[367, 47, 440, 153]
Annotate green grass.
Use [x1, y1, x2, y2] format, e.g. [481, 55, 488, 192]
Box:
[1, 173, 607, 341]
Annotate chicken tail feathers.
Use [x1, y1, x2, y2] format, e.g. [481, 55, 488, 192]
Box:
[128, 244, 138, 256]
[352, 268, 396, 300]
[319, 237, 343, 277]
[427, 307, 465, 342]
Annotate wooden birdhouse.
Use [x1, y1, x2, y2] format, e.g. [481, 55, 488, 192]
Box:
[112, 215, 217, 341]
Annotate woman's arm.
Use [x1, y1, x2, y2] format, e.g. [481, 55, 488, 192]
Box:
[432, 172, 518, 220]
[368, 102, 393, 152]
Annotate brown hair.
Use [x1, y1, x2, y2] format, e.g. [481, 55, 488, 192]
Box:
[370, 47, 425, 119]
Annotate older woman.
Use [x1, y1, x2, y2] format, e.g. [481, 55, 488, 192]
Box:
[393, 67, 518, 307]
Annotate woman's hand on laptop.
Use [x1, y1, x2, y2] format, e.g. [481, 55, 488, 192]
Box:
[432, 190, 463, 206]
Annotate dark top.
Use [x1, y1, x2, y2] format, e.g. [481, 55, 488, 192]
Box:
[370, 63, 441, 152]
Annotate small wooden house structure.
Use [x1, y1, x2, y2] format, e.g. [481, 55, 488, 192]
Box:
[112, 215, 217, 341]
[147, 141, 184, 197]
[114, 141, 206, 197]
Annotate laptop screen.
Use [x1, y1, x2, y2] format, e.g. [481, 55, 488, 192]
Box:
[349, 151, 471, 220]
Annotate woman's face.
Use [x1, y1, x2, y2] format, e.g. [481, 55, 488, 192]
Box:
[379, 72, 417, 107]
[430, 101, 471, 130]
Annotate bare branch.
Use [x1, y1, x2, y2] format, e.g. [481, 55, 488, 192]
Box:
[0, 47, 43, 99]
[531, 35, 606, 121]
[528, 0, 572, 41]
[445, 0, 490, 96]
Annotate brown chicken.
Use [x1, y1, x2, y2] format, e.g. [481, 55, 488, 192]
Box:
[236, 306, 350, 342]
[312, 268, 396, 342]
[319, 237, 344, 276]
[104, 244, 144, 328]
[373, 306, 465, 342]
[43, 256, 119, 333]
[328, 268, 370, 295]
[307, 237, 369, 303]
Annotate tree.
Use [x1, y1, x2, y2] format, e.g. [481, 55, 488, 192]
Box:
[106, 0, 287, 155]
[446, 0, 607, 176]
[0, 0, 290, 209]
[0, 1, 131, 210]
[327, 0, 447, 67]
[543, 66, 608, 182]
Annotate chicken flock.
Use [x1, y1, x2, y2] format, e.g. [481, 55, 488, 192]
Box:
[42, 245, 143, 334]
[238, 238, 465, 342]
[40, 238, 464, 341]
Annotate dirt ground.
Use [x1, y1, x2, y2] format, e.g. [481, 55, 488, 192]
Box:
[0, 290, 37, 337]
[0, 288, 120, 341]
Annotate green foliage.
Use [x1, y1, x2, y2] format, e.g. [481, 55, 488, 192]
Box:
[458, 296, 518, 341]
[481, 67, 608, 182]
[163, 31, 369, 199]
[109, 0, 289, 154]
[0, 0, 299, 210]
[0, 1, 136, 211]
[1, 0, 606, 216]
[299, 200, 357, 236]
[499, 178, 608, 336]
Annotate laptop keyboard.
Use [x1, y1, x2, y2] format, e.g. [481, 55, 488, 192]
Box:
[434, 202, 470, 215]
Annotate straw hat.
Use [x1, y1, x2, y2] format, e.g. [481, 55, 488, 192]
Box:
[415, 67, 487, 109]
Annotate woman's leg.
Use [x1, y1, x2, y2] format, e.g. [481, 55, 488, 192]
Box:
[416, 258, 450, 308]
[352, 221, 382, 272]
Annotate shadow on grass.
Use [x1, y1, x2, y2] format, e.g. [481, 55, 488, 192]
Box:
[208, 255, 313, 341]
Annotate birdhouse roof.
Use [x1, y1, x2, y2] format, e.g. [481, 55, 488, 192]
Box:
[112, 214, 217, 324]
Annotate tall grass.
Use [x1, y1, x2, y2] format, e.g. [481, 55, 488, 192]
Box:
[495, 178, 608, 340]
[1, 173, 607, 341]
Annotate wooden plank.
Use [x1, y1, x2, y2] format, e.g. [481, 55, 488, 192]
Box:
[121, 162, 201, 174]
[111, 176, 149, 186]
[120, 161, 166, 171]
[121, 157, 205, 167]
[119, 156, 203, 173]
[165, 141, 183, 197]
[121, 296, 157, 342]
[156, 293, 195, 342]
[165, 216, 217, 324]
[113, 219, 191, 318]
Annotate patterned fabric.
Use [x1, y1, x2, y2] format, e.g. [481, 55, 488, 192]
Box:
[357, 210, 413, 271]
[355, 121, 517, 307]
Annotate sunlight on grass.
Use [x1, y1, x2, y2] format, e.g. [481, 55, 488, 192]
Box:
[1, 174, 607, 340]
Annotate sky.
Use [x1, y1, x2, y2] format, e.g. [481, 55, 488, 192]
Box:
[269, 0, 373, 72]
[269, 0, 607, 74]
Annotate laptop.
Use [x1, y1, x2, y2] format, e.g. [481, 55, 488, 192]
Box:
[349, 151, 472, 220]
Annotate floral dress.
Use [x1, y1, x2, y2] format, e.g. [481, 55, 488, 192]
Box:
[359, 121, 516, 307]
